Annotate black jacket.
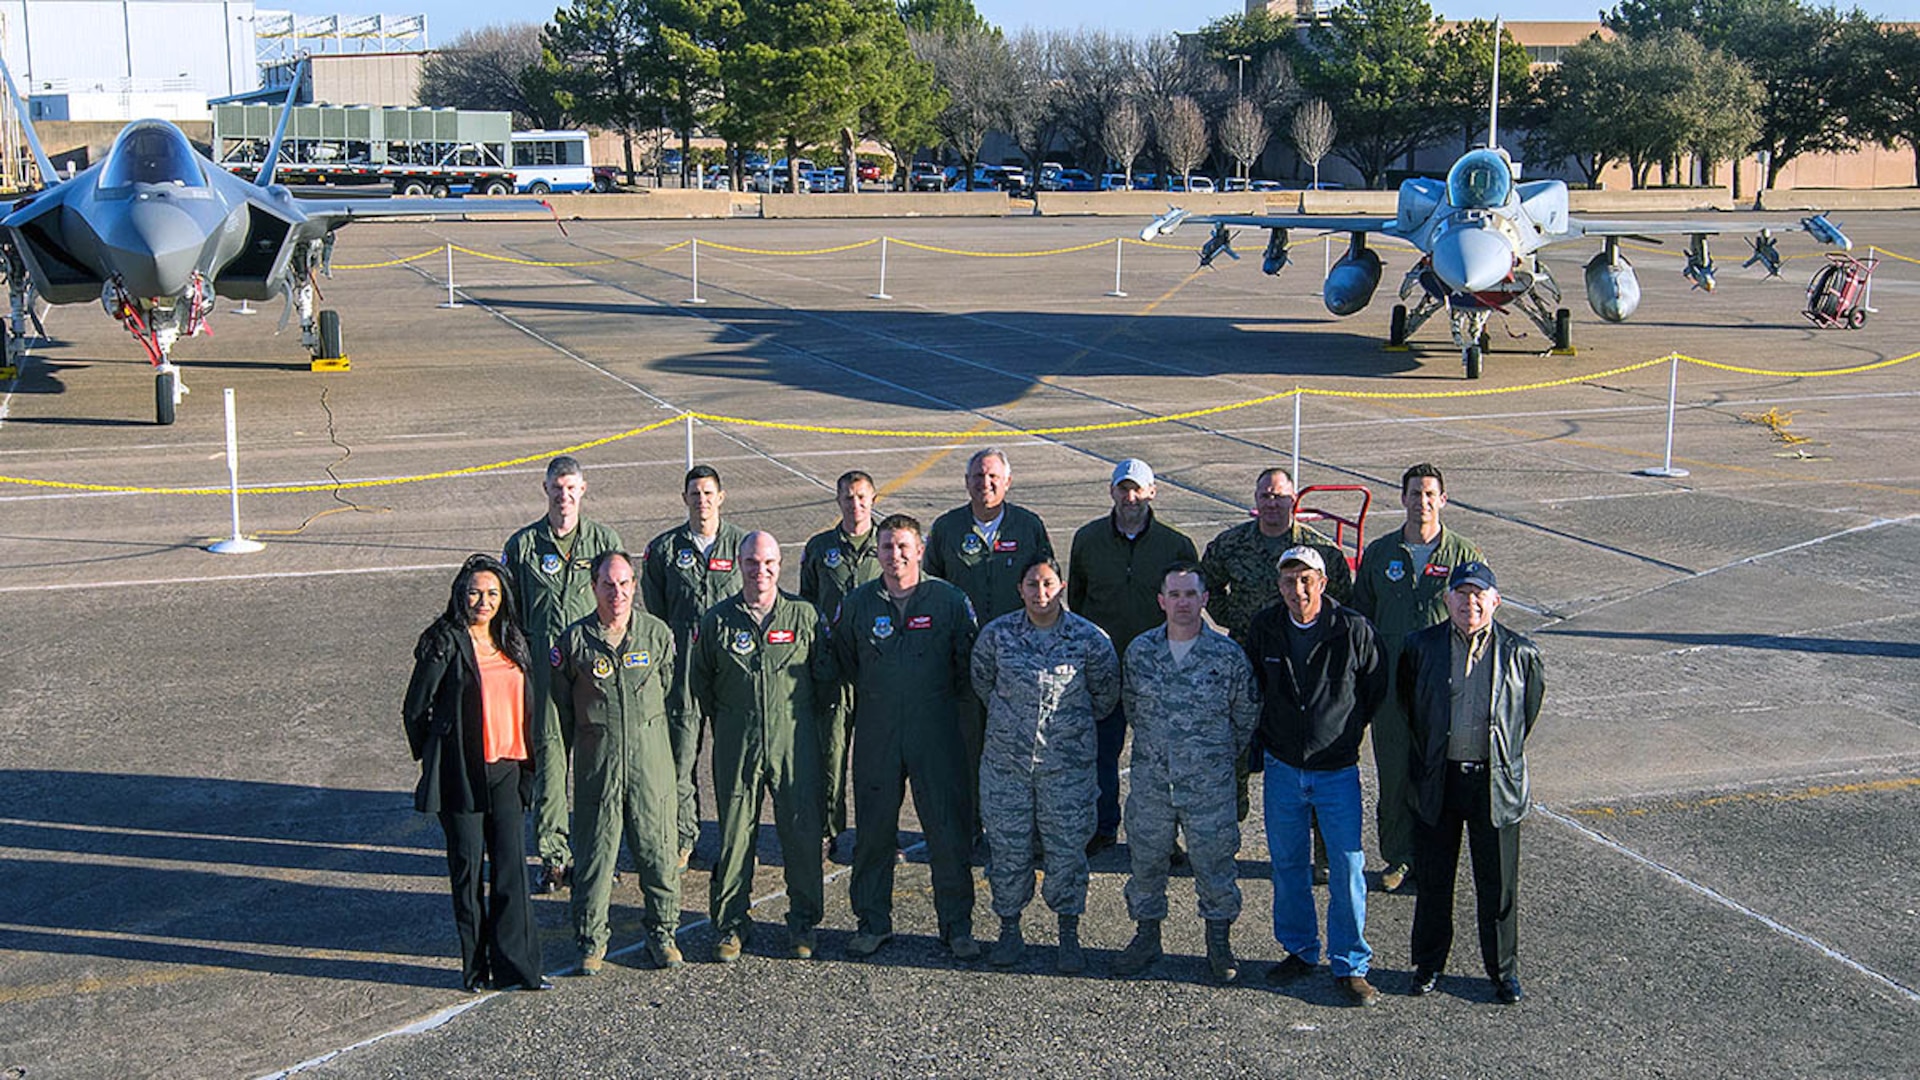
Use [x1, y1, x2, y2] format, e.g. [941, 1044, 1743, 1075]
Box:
[1399, 619, 1545, 828]
[1243, 600, 1384, 771]
[402, 619, 536, 814]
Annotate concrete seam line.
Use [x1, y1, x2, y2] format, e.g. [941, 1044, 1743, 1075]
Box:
[0, 561, 466, 594]
[1537, 804, 1920, 1006]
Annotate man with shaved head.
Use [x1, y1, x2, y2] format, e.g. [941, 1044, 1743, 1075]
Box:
[691, 531, 831, 962]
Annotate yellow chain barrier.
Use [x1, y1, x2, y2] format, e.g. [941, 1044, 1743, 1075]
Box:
[1869, 245, 1920, 266]
[701, 239, 880, 256]
[444, 240, 691, 268]
[333, 247, 441, 271]
[888, 238, 1113, 258]
[0, 415, 686, 496]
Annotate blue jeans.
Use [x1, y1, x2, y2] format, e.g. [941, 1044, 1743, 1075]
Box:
[1263, 754, 1370, 976]
[1095, 703, 1125, 837]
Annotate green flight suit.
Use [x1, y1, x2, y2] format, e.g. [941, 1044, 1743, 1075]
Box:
[501, 515, 623, 870]
[551, 610, 680, 958]
[642, 520, 748, 853]
[690, 591, 831, 939]
[1351, 523, 1482, 870]
[924, 501, 1054, 841]
[798, 524, 880, 839]
[831, 577, 979, 942]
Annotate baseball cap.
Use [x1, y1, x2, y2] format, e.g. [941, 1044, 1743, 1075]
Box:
[1448, 560, 1497, 592]
[1111, 459, 1155, 487]
[1277, 545, 1326, 574]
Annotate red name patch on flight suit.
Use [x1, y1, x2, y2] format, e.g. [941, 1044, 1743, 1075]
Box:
[993, 539, 1019, 552]
[1423, 563, 1452, 578]
[709, 558, 734, 572]
[766, 629, 797, 644]
[906, 615, 933, 630]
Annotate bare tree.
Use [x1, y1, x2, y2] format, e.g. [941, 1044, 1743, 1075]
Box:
[1054, 29, 1143, 169]
[1102, 98, 1147, 188]
[999, 28, 1065, 183]
[911, 26, 1011, 189]
[420, 23, 569, 128]
[1291, 97, 1336, 190]
[1218, 97, 1270, 180]
[1154, 95, 1209, 189]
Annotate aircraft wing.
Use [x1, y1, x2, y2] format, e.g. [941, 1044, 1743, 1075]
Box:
[1141, 208, 1399, 241]
[1565, 213, 1851, 250]
[290, 196, 553, 229]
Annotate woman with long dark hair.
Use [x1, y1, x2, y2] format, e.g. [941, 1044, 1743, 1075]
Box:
[403, 554, 551, 992]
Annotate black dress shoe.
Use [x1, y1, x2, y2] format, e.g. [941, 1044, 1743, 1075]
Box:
[1263, 953, 1316, 985]
[1493, 976, 1524, 1004]
[507, 977, 556, 992]
[1410, 968, 1441, 996]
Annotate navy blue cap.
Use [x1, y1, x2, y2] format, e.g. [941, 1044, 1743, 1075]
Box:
[1448, 560, 1497, 592]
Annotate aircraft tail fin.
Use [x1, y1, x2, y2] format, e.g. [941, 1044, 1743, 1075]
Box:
[257, 58, 308, 188]
[0, 55, 60, 187]
[1486, 18, 1503, 150]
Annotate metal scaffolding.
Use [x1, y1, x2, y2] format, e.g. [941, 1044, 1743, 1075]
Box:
[253, 12, 428, 66]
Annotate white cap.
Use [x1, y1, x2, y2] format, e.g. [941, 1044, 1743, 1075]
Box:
[1111, 459, 1155, 487]
[1278, 545, 1326, 574]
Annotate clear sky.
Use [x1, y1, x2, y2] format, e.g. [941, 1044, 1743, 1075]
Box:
[398, 0, 1920, 46]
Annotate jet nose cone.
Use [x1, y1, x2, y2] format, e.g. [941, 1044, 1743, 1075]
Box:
[1431, 226, 1514, 293]
[105, 195, 205, 297]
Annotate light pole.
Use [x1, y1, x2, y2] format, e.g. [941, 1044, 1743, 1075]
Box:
[1227, 54, 1251, 180]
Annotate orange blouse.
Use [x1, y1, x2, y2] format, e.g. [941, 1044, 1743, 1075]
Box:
[475, 646, 529, 764]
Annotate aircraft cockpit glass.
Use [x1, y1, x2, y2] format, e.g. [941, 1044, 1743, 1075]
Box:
[1447, 149, 1512, 209]
[99, 123, 207, 189]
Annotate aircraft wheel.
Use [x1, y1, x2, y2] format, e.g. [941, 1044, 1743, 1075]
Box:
[1388, 304, 1408, 346]
[1464, 345, 1483, 381]
[1846, 307, 1867, 330]
[1554, 308, 1573, 350]
[156, 369, 177, 426]
[318, 310, 343, 360]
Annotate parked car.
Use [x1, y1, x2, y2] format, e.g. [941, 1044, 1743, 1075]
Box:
[1099, 172, 1130, 191]
[592, 165, 620, 192]
[1250, 179, 1284, 192]
[805, 168, 842, 193]
[1036, 167, 1098, 192]
[1168, 175, 1216, 193]
[909, 162, 947, 191]
[997, 163, 1029, 192]
[857, 161, 882, 184]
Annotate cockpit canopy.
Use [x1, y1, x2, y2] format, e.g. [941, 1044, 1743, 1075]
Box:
[99, 121, 206, 189]
[1446, 148, 1512, 210]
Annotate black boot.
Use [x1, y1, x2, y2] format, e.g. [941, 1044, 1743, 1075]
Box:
[1205, 919, 1239, 983]
[1056, 914, 1085, 974]
[1113, 919, 1164, 977]
[989, 914, 1025, 967]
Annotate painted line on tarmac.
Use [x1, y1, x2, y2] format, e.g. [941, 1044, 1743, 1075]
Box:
[0, 561, 462, 594]
[1539, 804, 1920, 1007]
[261, 852, 880, 1079]
[1566, 776, 1920, 818]
[0, 816, 432, 858]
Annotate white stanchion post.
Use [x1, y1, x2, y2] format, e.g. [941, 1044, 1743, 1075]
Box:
[685, 413, 694, 470]
[438, 243, 462, 309]
[1291, 390, 1302, 486]
[686, 237, 708, 304]
[870, 236, 892, 300]
[1636, 355, 1690, 478]
[1106, 236, 1128, 298]
[233, 299, 257, 316]
[1865, 246, 1877, 314]
[208, 388, 265, 554]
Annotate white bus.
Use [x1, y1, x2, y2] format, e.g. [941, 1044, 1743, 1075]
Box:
[510, 130, 594, 194]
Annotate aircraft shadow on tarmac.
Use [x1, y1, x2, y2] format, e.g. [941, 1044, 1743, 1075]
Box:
[1542, 628, 1920, 658]
[0, 770, 464, 988]
[472, 297, 1500, 411]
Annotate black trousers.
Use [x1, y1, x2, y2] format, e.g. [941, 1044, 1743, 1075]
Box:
[439, 759, 544, 991]
[1410, 762, 1520, 982]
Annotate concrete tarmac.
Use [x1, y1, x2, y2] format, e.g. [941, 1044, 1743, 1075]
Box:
[1, 213, 1916, 1077]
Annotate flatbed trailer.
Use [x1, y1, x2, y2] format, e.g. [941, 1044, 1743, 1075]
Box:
[213, 103, 517, 196]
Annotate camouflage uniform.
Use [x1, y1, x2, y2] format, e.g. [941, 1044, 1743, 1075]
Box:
[969, 610, 1120, 917]
[1121, 625, 1261, 922]
[1201, 519, 1353, 640]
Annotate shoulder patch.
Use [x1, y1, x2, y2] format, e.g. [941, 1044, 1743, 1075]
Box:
[550, 645, 562, 668]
